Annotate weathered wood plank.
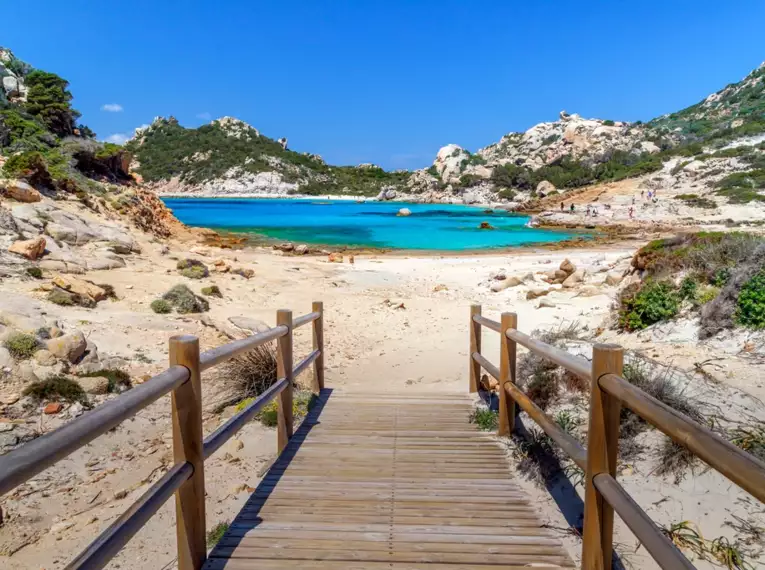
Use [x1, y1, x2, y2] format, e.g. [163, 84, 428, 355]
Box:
[203, 391, 573, 569]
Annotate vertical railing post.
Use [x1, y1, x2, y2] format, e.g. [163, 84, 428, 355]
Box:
[169, 335, 206, 570]
[498, 312, 517, 436]
[311, 301, 324, 394]
[276, 309, 294, 453]
[469, 304, 481, 393]
[581, 344, 624, 570]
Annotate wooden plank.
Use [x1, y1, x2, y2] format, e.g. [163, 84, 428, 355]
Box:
[204, 390, 573, 569]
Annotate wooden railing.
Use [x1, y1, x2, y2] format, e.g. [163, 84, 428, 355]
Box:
[469, 304, 765, 570]
[0, 301, 325, 570]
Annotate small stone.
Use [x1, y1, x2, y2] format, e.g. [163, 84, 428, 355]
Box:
[78, 376, 109, 395]
[1, 394, 20, 405]
[538, 298, 556, 309]
[44, 402, 64, 415]
[50, 520, 75, 534]
[526, 288, 551, 300]
[397, 208, 411, 217]
[233, 439, 244, 451]
[33, 349, 57, 366]
[560, 258, 576, 274]
[8, 236, 46, 260]
[47, 330, 88, 363]
[295, 244, 309, 255]
[328, 253, 343, 263]
[605, 272, 623, 286]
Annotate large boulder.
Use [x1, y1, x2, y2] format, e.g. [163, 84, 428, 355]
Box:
[2, 180, 41, 203]
[560, 259, 576, 274]
[562, 269, 586, 288]
[47, 331, 87, 363]
[397, 208, 412, 217]
[8, 236, 46, 260]
[605, 272, 624, 286]
[433, 144, 470, 184]
[536, 180, 556, 195]
[52, 275, 107, 302]
[376, 187, 397, 201]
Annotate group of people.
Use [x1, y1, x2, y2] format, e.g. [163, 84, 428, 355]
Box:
[559, 202, 600, 217]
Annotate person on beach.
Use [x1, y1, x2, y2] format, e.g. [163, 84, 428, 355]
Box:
[561, 202, 564, 212]
[629, 206, 634, 219]
[570, 203, 575, 213]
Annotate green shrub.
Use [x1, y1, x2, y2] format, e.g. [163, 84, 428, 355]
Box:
[47, 287, 96, 308]
[618, 281, 680, 331]
[177, 259, 209, 279]
[78, 369, 132, 393]
[3, 332, 39, 359]
[23, 375, 87, 403]
[258, 391, 316, 427]
[470, 408, 498, 431]
[201, 285, 222, 298]
[162, 284, 209, 314]
[735, 270, 765, 329]
[697, 286, 720, 305]
[497, 188, 516, 201]
[675, 193, 717, 209]
[150, 299, 172, 314]
[206, 521, 229, 548]
[602, 120, 615, 126]
[25, 266, 43, 279]
[678, 276, 698, 301]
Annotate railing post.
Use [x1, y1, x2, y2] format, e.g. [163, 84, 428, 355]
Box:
[311, 301, 324, 394]
[276, 309, 294, 453]
[498, 312, 517, 436]
[169, 335, 206, 570]
[469, 304, 481, 393]
[581, 344, 624, 570]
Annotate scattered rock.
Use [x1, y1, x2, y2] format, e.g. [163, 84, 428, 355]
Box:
[605, 272, 623, 286]
[2, 180, 42, 203]
[52, 275, 107, 302]
[538, 298, 556, 309]
[8, 236, 46, 260]
[78, 375, 109, 395]
[0, 347, 12, 369]
[33, 349, 56, 366]
[560, 259, 576, 274]
[233, 268, 254, 279]
[562, 269, 586, 288]
[189, 246, 210, 256]
[536, 180, 556, 195]
[526, 288, 551, 300]
[433, 284, 448, 292]
[479, 221, 495, 230]
[47, 330, 87, 363]
[490, 276, 522, 292]
[1, 393, 20, 405]
[576, 285, 602, 297]
[275, 242, 294, 252]
[294, 244, 309, 255]
[44, 402, 64, 415]
[17, 362, 39, 383]
[328, 253, 344, 263]
[397, 208, 412, 217]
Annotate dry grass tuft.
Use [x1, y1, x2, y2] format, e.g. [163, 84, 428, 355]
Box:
[222, 344, 278, 402]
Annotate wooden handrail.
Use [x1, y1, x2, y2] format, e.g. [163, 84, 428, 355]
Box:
[293, 310, 321, 329]
[468, 304, 765, 570]
[0, 365, 189, 496]
[593, 474, 694, 570]
[0, 303, 325, 570]
[600, 372, 765, 504]
[472, 313, 501, 333]
[503, 382, 587, 469]
[471, 351, 500, 382]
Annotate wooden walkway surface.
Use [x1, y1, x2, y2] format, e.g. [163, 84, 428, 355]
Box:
[204, 390, 574, 569]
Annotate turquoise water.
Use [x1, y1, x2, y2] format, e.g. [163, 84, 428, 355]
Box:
[162, 198, 585, 250]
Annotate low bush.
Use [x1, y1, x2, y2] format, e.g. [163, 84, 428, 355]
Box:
[48, 287, 95, 308]
[470, 408, 498, 431]
[25, 266, 43, 279]
[618, 280, 680, 331]
[201, 285, 223, 298]
[206, 521, 229, 548]
[497, 188, 517, 201]
[730, 423, 765, 462]
[3, 332, 39, 360]
[78, 369, 132, 393]
[675, 193, 717, 209]
[223, 344, 278, 402]
[258, 391, 316, 427]
[23, 375, 87, 403]
[176, 259, 209, 279]
[150, 299, 172, 314]
[734, 269, 765, 329]
[162, 284, 209, 314]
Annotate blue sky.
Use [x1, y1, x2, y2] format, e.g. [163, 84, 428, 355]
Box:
[3, 1, 763, 170]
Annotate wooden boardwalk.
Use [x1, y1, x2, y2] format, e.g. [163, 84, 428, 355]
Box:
[204, 390, 573, 569]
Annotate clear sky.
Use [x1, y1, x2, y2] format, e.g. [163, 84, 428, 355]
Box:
[3, 1, 763, 170]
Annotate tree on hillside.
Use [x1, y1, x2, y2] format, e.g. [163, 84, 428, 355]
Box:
[23, 70, 81, 137]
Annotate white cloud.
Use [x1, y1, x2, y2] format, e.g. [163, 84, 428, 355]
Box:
[101, 103, 124, 113]
[196, 112, 212, 120]
[105, 133, 130, 145]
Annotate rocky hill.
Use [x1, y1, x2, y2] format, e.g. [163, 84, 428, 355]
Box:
[127, 61, 765, 215]
[128, 117, 411, 198]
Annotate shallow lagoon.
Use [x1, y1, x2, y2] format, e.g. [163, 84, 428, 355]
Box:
[162, 198, 586, 251]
